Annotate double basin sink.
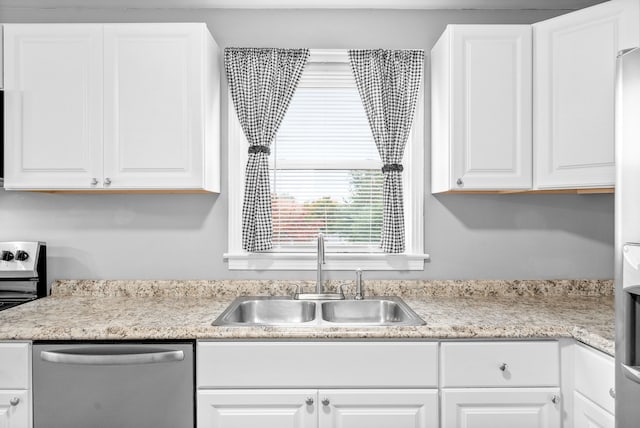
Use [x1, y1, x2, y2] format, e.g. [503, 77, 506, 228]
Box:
[212, 296, 425, 327]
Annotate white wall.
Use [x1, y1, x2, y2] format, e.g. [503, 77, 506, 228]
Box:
[0, 7, 615, 281]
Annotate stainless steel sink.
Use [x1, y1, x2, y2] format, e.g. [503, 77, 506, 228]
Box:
[321, 298, 425, 326]
[212, 297, 316, 326]
[212, 296, 425, 327]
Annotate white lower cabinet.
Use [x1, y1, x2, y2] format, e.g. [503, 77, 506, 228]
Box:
[196, 340, 619, 428]
[197, 389, 317, 428]
[318, 389, 438, 428]
[197, 342, 439, 428]
[0, 390, 30, 428]
[562, 343, 616, 428]
[441, 388, 561, 428]
[197, 389, 437, 428]
[573, 392, 614, 428]
[0, 342, 31, 428]
[440, 341, 561, 428]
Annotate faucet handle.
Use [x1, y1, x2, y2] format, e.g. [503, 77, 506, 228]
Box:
[291, 284, 303, 299]
[354, 269, 364, 300]
[336, 283, 347, 299]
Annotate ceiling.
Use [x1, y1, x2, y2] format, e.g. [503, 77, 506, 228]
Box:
[0, 0, 607, 9]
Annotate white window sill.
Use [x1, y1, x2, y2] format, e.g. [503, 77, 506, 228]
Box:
[224, 252, 430, 271]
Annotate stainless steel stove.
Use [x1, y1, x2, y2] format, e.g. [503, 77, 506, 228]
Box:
[0, 242, 47, 310]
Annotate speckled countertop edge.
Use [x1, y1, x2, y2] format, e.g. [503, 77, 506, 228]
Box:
[0, 280, 614, 356]
[51, 279, 613, 298]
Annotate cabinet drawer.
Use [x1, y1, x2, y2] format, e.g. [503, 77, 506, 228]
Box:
[197, 341, 438, 388]
[441, 341, 559, 387]
[574, 344, 615, 414]
[0, 343, 30, 389]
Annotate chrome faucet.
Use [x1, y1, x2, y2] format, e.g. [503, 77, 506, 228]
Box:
[293, 233, 344, 300]
[316, 233, 325, 294]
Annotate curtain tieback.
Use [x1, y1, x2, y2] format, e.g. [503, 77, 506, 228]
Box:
[248, 146, 271, 155]
[382, 163, 403, 173]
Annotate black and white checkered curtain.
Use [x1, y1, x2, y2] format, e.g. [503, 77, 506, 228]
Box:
[225, 48, 309, 252]
[348, 49, 424, 253]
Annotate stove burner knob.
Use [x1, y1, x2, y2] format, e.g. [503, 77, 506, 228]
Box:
[1, 251, 14, 262]
[15, 251, 29, 262]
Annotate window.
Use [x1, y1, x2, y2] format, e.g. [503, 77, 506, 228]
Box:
[271, 66, 383, 251]
[226, 50, 427, 270]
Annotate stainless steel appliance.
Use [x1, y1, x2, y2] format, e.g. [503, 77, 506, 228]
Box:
[32, 342, 194, 428]
[615, 47, 640, 426]
[1, 90, 4, 186]
[0, 241, 47, 311]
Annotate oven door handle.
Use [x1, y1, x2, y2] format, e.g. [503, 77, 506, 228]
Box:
[40, 348, 185, 365]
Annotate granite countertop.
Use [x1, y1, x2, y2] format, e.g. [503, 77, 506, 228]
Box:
[0, 279, 615, 356]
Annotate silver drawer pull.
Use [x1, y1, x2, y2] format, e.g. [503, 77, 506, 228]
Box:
[9, 397, 19, 406]
[609, 388, 616, 399]
[41, 348, 184, 365]
[90, 178, 98, 186]
[305, 397, 314, 405]
[551, 395, 560, 404]
[322, 397, 330, 406]
[499, 363, 508, 372]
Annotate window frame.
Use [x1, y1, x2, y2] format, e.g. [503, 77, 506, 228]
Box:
[225, 49, 428, 270]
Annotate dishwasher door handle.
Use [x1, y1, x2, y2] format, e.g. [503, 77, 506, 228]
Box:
[40, 348, 185, 365]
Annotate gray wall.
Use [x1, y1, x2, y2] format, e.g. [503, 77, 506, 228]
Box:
[0, 7, 614, 281]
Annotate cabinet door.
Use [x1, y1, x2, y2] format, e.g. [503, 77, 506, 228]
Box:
[0, 390, 30, 428]
[533, 1, 633, 189]
[573, 392, 614, 428]
[318, 389, 438, 428]
[451, 25, 532, 190]
[103, 24, 205, 189]
[3, 24, 103, 189]
[441, 388, 561, 428]
[197, 389, 317, 428]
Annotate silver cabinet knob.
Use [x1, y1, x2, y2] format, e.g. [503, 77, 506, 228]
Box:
[9, 397, 19, 406]
[322, 397, 330, 406]
[91, 178, 98, 186]
[499, 363, 508, 372]
[609, 388, 616, 399]
[456, 178, 463, 186]
[551, 395, 560, 404]
[104, 178, 112, 186]
[305, 397, 314, 405]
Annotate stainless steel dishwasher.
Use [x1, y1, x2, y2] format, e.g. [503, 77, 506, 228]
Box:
[32, 342, 194, 428]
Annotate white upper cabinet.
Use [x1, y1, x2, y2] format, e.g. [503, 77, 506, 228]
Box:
[3, 23, 220, 192]
[431, 25, 533, 192]
[103, 24, 218, 190]
[3, 25, 104, 189]
[432, 0, 637, 193]
[533, 1, 633, 189]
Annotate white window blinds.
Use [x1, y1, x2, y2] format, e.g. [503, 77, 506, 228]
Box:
[269, 60, 384, 252]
